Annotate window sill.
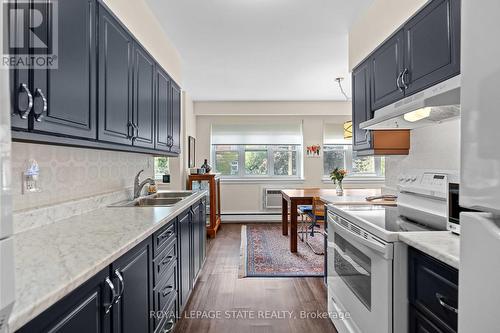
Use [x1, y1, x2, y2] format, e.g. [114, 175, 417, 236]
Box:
[220, 177, 305, 184]
[321, 176, 385, 185]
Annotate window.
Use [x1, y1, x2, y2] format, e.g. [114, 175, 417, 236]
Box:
[154, 157, 169, 179]
[323, 144, 385, 178]
[212, 145, 301, 178]
[211, 122, 303, 179]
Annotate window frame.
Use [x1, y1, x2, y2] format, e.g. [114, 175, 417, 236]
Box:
[322, 144, 385, 183]
[212, 144, 303, 180]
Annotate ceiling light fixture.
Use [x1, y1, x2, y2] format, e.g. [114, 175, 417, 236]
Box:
[335, 77, 350, 101]
[343, 121, 353, 139]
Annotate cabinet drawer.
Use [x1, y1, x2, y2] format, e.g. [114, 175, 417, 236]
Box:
[154, 240, 177, 285]
[153, 220, 176, 256]
[154, 263, 177, 313]
[410, 305, 452, 333]
[154, 297, 177, 333]
[409, 248, 458, 332]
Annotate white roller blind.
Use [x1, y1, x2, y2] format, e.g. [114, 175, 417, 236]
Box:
[323, 123, 352, 145]
[211, 123, 302, 145]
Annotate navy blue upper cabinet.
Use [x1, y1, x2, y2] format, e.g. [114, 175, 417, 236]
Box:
[352, 60, 372, 151]
[132, 44, 156, 149]
[370, 30, 405, 110]
[403, 0, 460, 95]
[97, 5, 134, 146]
[31, 0, 97, 139]
[170, 82, 181, 154]
[9, 0, 97, 139]
[155, 67, 171, 151]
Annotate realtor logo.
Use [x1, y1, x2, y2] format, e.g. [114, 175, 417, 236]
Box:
[2, 0, 58, 69]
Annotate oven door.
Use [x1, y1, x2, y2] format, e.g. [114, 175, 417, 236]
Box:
[327, 213, 394, 333]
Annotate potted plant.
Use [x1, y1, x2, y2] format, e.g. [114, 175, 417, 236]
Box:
[330, 167, 347, 196]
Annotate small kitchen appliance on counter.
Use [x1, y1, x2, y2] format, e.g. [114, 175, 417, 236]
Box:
[326, 170, 457, 333]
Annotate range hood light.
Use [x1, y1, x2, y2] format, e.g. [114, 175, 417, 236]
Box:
[403, 107, 432, 122]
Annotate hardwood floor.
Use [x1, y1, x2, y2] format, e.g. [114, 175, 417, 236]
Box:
[175, 224, 337, 333]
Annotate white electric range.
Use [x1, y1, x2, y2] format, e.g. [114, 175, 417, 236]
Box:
[326, 170, 458, 333]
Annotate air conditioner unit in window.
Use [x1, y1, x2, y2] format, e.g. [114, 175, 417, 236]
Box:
[263, 189, 283, 209]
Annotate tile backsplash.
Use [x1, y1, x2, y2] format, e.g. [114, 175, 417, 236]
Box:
[385, 119, 460, 191]
[12, 143, 154, 211]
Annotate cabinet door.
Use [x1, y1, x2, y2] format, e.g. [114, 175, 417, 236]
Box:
[404, 0, 460, 95]
[371, 30, 405, 110]
[132, 44, 155, 149]
[191, 204, 201, 279]
[352, 60, 372, 151]
[111, 239, 153, 333]
[8, 0, 31, 131]
[155, 67, 171, 151]
[178, 210, 191, 309]
[199, 199, 207, 264]
[31, 0, 97, 139]
[17, 269, 111, 333]
[98, 5, 133, 145]
[169, 82, 181, 154]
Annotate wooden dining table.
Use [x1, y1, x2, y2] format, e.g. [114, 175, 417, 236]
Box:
[281, 188, 386, 252]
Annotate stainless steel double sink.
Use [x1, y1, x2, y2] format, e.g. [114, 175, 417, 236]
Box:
[109, 191, 193, 207]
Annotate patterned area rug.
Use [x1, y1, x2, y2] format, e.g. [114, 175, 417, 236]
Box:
[239, 223, 324, 277]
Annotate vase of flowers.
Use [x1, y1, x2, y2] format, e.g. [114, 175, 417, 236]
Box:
[330, 167, 347, 196]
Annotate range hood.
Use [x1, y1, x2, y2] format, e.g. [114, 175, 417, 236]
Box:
[360, 75, 461, 130]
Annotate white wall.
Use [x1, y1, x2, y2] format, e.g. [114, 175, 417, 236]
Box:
[348, 0, 427, 70]
[194, 101, 383, 216]
[385, 119, 460, 191]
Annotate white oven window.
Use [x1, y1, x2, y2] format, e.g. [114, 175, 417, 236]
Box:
[334, 233, 372, 310]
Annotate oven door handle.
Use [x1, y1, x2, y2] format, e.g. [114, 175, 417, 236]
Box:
[333, 222, 393, 259]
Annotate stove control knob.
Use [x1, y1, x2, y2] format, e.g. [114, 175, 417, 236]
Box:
[405, 177, 412, 182]
[399, 176, 405, 182]
[410, 176, 417, 182]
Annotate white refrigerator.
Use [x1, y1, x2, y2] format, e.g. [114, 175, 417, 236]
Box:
[459, 0, 500, 332]
[0, 3, 15, 331]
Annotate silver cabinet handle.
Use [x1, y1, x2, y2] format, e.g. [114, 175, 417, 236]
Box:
[127, 121, 136, 139]
[33, 88, 47, 122]
[401, 68, 409, 90]
[161, 285, 174, 297]
[161, 255, 174, 265]
[18, 83, 33, 119]
[114, 270, 125, 304]
[132, 123, 139, 139]
[162, 319, 174, 333]
[435, 293, 458, 314]
[104, 277, 118, 314]
[396, 71, 404, 92]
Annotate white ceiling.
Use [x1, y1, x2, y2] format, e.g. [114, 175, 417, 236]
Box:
[147, 0, 372, 101]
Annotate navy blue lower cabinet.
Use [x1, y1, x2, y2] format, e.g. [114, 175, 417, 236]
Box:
[408, 247, 458, 333]
[17, 269, 112, 333]
[178, 209, 192, 311]
[17, 200, 207, 332]
[110, 239, 154, 333]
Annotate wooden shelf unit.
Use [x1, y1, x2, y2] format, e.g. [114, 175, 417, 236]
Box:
[187, 173, 221, 238]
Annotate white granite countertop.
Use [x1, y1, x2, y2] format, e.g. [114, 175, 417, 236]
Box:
[399, 231, 460, 269]
[7, 191, 206, 333]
